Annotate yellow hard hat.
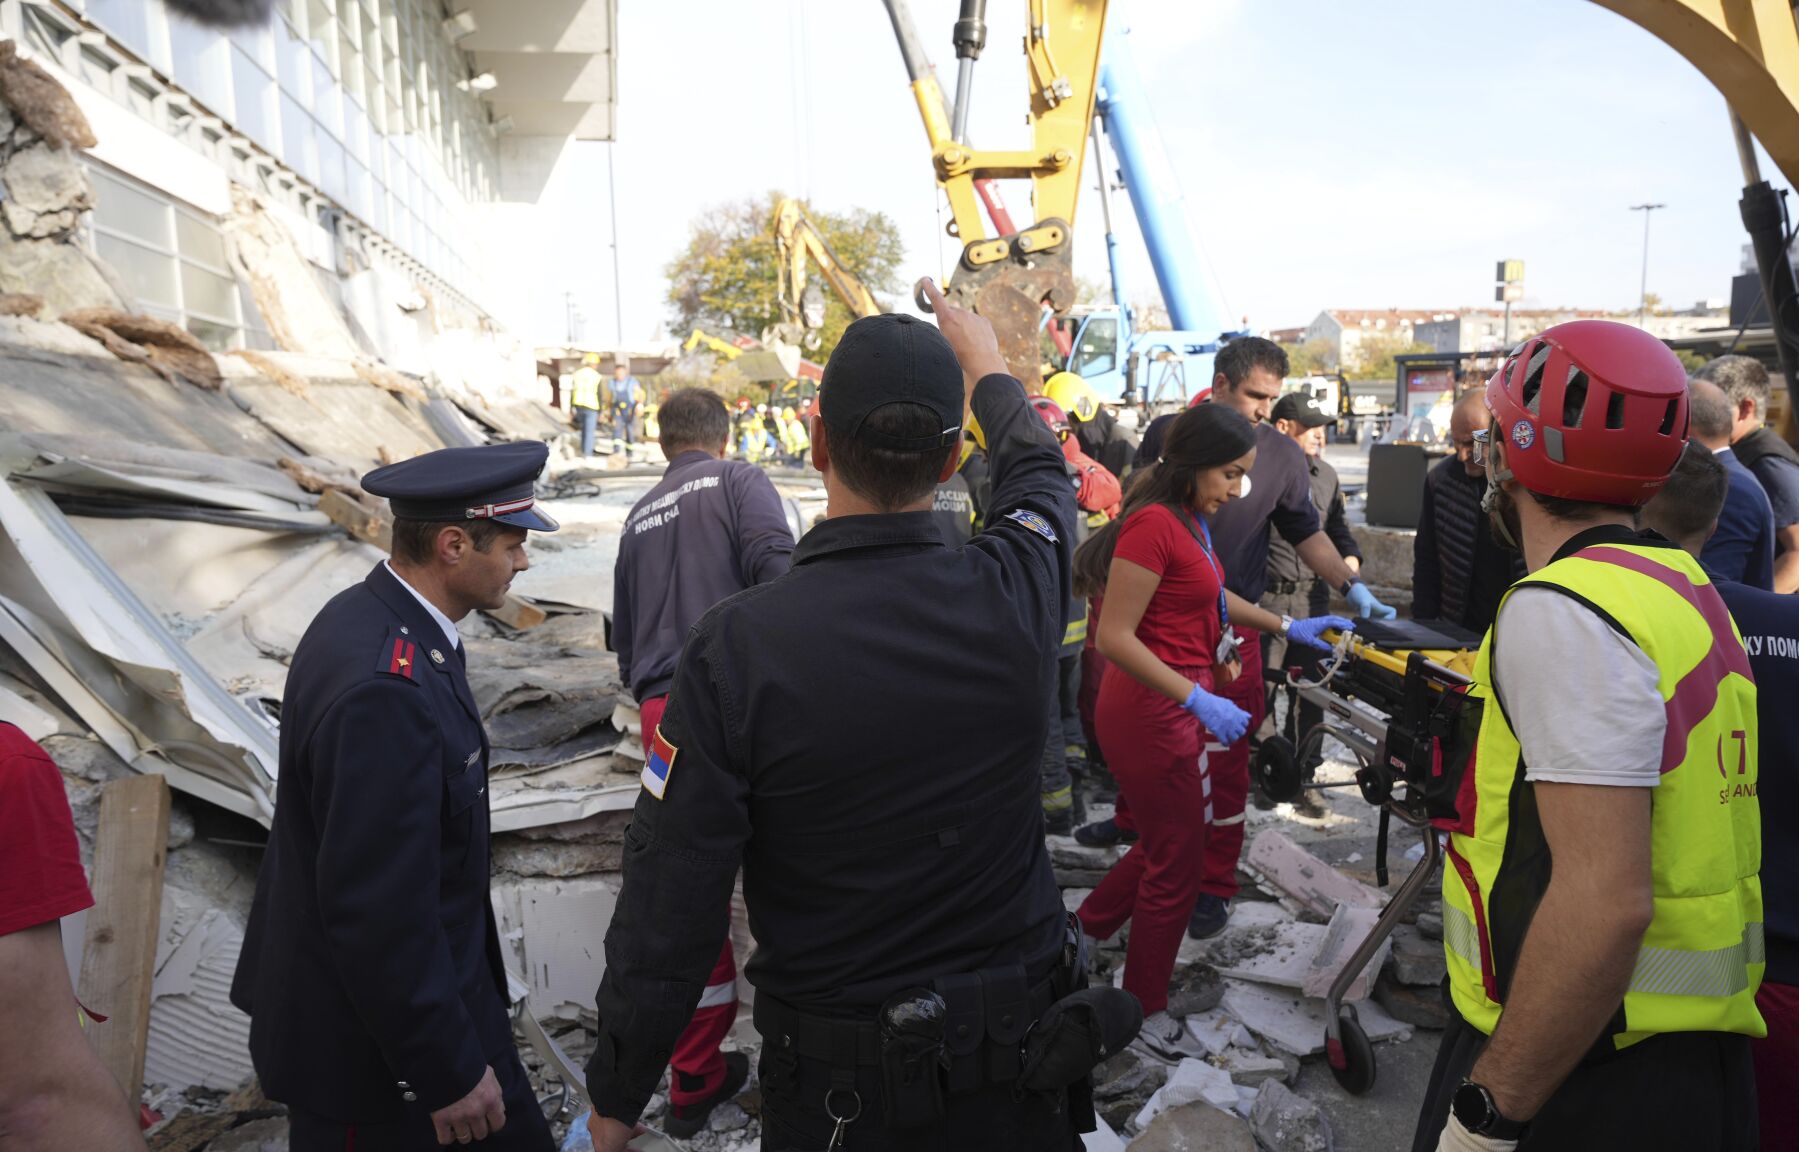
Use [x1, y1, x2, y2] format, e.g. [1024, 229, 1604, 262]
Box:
[1044, 371, 1101, 423]
[781, 406, 796, 420]
[965, 410, 985, 452]
[582, 352, 601, 366]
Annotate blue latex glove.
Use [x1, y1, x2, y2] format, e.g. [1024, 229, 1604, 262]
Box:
[1345, 580, 1398, 620]
[1184, 682, 1251, 744]
[1289, 615, 1355, 653]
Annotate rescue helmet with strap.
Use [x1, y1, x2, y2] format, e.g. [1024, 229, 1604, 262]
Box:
[1485, 320, 1689, 507]
[1044, 371, 1101, 423]
[1029, 395, 1072, 438]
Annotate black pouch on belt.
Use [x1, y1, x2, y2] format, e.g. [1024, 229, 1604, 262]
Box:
[877, 987, 947, 1129]
[1016, 987, 1144, 1097]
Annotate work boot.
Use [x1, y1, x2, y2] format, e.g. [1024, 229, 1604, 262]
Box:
[664, 1050, 750, 1139]
[1187, 894, 1231, 941]
[1135, 1009, 1205, 1061]
[1074, 817, 1138, 848]
[1292, 788, 1330, 820]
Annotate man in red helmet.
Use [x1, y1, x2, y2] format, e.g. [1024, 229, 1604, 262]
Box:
[1413, 322, 1763, 1151]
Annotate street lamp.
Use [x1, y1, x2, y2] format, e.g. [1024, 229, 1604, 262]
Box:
[1630, 203, 1665, 326]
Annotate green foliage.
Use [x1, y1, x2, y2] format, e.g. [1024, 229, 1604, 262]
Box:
[1284, 338, 1338, 377]
[665, 192, 906, 362]
[1349, 334, 1434, 380]
[1673, 347, 1708, 375]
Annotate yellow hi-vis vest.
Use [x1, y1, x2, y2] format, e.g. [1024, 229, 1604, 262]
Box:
[571, 367, 602, 411]
[1441, 539, 1764, 1052]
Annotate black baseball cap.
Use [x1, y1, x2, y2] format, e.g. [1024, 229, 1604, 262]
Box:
[1270, 392, 1336, 429]
[818, 314, 964, 453]
[361, 440, 559, 531]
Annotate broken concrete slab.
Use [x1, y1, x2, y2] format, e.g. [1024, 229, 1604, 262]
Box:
[1374, 973, 1451, 1030]
[492, 876, 619, 1024]
[1219, 1048, 1292, 1087]
[1244, 829, 1385, 919]
[1388, 923, 1448, 987]
[1165, 960, 1225, 1017]
[1133, 1058, 1239, 1131]
[1219, 981, 1411, 1058]
[1124, 1101, 1256, 1152]
[1299, 902, 1389, 1002]
[1416, 910, 1444, 940]
[1250, 1079, 1334, 1152]
[203, 1117, 288, 1152]
[1093, 1046, 1170, 1132]
[1212, 922, 1320, 990]
[1182, 1008, 1240, 1058]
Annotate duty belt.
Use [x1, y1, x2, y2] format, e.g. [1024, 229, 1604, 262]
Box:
[753, 968, 1057, 1091]
[1265, 578, 1324, 596]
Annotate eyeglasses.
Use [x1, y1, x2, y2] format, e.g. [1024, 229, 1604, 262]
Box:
[1470, 428, 1490, 467]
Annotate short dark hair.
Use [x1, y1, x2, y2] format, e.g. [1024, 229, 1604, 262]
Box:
[825, 402, 954, 511]
[1694, 354, 1771, 422]
[658, 388, 731, 454]
[1215, 336, 1289, 390]
[1643, 440, 1728, 545]
[391, 517, 506, 565]
[1687, 380, 1734, 443]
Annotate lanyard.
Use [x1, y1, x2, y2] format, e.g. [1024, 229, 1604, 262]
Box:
[1176, 506, 1229, 634]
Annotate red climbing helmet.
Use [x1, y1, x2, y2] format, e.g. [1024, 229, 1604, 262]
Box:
[1029, 395, 1071, 437]
[1485, 320, 1689, 507]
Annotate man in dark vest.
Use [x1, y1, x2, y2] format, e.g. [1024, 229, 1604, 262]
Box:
[1696, 354, 1799, 592]
[1413, 389, 1526, 633]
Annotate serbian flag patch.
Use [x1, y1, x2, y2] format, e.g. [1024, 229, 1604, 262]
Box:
[642, 725, 678, 800]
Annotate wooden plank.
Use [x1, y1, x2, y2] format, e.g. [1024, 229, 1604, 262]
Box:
[77, 773, 171, 1106]
[484, 593, 548, 631]
[319, 487, 393, 551]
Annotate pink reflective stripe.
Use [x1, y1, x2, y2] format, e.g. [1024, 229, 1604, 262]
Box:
[1573, 547, 1754, 773]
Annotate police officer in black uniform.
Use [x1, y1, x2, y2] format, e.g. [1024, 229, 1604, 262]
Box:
[583, 281, 1089, 1151]
[231, 442, 559, 1152]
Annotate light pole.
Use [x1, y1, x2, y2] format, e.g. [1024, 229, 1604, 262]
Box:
[1630, 202, 1665, 326]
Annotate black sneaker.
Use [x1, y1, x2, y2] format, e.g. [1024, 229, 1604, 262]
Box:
[1074, 818, 1139, 847]
[1187, 894, 1230, 940]
[664, 1050, 750, 1138]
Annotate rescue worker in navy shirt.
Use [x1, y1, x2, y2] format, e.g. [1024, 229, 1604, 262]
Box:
[610, 386, 795, 1136]
[231, 442, 559, 1151]
[585, 280, 1088, 1150]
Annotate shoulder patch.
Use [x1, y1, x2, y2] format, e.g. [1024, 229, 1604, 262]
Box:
[1004, 508, 1059, 544]
[376, 626, 421, 683]
[642, 725, 678, 800]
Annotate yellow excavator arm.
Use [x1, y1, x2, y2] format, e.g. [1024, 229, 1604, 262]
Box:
[772, 198, 882, 348]
[683, 328, 747, 361]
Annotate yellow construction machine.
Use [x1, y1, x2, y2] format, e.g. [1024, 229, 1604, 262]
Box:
[771, 197, 883, 350]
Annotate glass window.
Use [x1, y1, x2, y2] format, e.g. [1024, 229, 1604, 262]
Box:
[90, 169, 175, 248]
[187, 318, 239, 352]
[312, 53, 343, 140]
[98, 235, 180, 309]
[231, 47, 279, 153]
[181, 264, 240, 321]
[317, 133, 347, 201]
[276, 16, 312, 99]
[1071, 316, 1120, 379]
[177, 213, 229, 269]
[87, 0, 171, 72]
[171, 16, 234, 118]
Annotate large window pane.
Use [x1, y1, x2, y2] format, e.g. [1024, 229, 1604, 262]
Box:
[171, 17, 234, 117]
[177, 213, 229, 269]
[317, 133, 347, 201]
[87, 0, 171, 72]
[182, 264, 241, 321]
[312, 53, 343, 140]
[276, 17, 312, 100]
[187, 318, 240, 352]
[90, 171, 174, 248]
[280, 95, 319, 182]
[231, 48, 279, 153]
[98, 235, 179, 310]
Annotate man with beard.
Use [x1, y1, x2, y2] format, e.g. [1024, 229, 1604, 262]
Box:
[1412, 322, 1762, 1152]
[1414, 390, 1527, 634]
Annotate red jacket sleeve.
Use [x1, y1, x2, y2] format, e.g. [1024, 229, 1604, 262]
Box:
[1063, 441, 1122, 518]
[0, 724, 94, 938]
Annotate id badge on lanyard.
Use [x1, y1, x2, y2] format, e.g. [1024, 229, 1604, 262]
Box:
[1180, 509, 1240, 685]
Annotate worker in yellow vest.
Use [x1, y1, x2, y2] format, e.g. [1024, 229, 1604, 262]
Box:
[571, 353, 603, 457]
[1413, 321, 1763, 1151]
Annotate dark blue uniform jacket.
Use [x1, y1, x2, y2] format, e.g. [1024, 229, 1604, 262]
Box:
[613, 452, 794, 704]
[230, 563, 511, 1122]
[584, 374, 1077, 1125]
[1701, 447, 1777, 590]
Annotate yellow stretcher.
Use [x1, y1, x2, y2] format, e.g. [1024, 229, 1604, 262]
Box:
[1253, 618, 1485, 1095]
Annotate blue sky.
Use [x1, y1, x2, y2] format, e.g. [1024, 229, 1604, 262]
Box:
[525, 0, 1789, 348]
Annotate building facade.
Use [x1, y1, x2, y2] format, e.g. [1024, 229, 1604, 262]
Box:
[0, 0, 613, 385]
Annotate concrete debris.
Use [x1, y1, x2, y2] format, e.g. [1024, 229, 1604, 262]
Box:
[1093, 1047, 1171, 1131]
[1244, 829, 1386, 919]
[201, 1117, 288, 1152]
[1299, 902, 1389, 1002]
[1124, 1101, 1256, 1152]
[1218, 1047, 1294, 1087]
[222, 186, 363, 360]
[1082, 1116, 1129, 1152]
[1181, 1008, 1241, 1058]
[494, 876, 620, 1023]
[0, 228, 123, 314]
[0, 292, 42, 317]
[145, 889, 255, 1093]
[1132, 1057, 1239, 1131]
[1164, 960, 1225, 1017]
[61, 309, 223, 391]
[1416, 910, 1444, 941]
[1051, 838, 1119, 887]
[707, 1102, 751, 1132]
[1249, 1079, 1334, 1152]
[1211, 922, 1318, 989]
[0, 41, 97, 149]
[1387, 922, 1448, 987]
[2, 140, 89, 238]
[1219, 981, 1411, 1058]
[232, 350, 312, 399]
[1374, 972, 1452, 1030]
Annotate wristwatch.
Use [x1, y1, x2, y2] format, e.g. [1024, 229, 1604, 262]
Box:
[1337, 578, 1360, 598]
[1451, 1080, 1529, 1140]
[1278, 614, 1294, 639]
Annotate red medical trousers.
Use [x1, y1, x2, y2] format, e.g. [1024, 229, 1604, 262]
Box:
[1077, 669, 1215, 1016]
[1197, 626, 1262, 900]
[639, 695, 739, 1108]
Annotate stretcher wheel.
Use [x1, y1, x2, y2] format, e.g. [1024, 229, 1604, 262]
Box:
[1254, 736, 1302, 804]
[1326, 1010, 1378, 1095]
